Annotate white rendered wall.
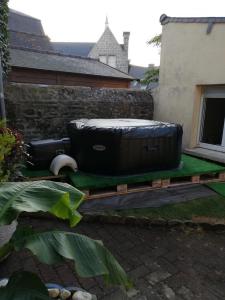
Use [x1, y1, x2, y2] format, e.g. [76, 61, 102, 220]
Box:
[155, 22, 225, 147]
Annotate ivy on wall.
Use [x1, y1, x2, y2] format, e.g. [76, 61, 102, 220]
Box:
[0, 0, 10, 77]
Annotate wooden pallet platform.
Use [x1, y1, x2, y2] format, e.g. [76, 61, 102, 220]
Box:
[25, 174, 66, 181]
[83, 171, 225, 200]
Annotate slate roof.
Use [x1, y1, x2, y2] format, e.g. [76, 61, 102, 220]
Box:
[9, 31, 53, 51]
[52, 42, 94, 57]
[9, 47, 133, 80]
[8, 9, 44, 35]
[52, 40, 125, 58]
[9, 8, 38, 19]
[52, 43, 126, 57]
[8, 9, 53, 51]
[128, 65, 149, 80]
[160, 14, 225, 25]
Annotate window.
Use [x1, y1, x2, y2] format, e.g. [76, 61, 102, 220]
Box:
[108, 56, 116, 68]
[198, 87, 225, 152]
[99, 55, 117, 68]
[99, 56, 107, 64]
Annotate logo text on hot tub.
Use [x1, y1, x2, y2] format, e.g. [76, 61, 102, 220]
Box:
[92, 145, 106, 151]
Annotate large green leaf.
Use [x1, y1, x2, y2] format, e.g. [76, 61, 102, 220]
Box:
[0, 271, 50, 300]
[13, 230, 132, 289]
[0, 242, 13, 262]
[0, 181, 84, 226]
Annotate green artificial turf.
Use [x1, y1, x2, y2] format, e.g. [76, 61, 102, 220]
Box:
[103, 195, 225, 221]
[106, 183, 225, 220]
[21, 157, 225, 221]
[68, 154, 225, 189]
[21, 167, 69, 178]
[22, 154, 225, 190]
[21, 168, 53, 178]
[206, 182, 225, 197]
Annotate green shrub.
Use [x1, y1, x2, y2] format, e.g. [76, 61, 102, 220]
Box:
[0, 0, 10, 77]
[0, 121, 24, 181]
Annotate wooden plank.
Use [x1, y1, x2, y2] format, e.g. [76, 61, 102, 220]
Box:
[219, 172, 225, 181]
[85, 178, 202, 200]
[152, 179, 162, 188]
[127, 185, 155, 193]
[168, 181, 194, 188]
[9, 67, 130, 88]
[80, 185, 217, 210]
[86, 190, 119, 200]
[26, 175, 65, 181]
[117, 184, 128, 193]
[191, 175, 200, 183]
[82, 190, 90, 197]
[80, 170, 225, 201]
[162, 179, 170, 188]
[200, 178, 222, 184]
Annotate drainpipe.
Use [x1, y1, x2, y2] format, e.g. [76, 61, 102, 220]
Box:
[0, 56, 6, 120]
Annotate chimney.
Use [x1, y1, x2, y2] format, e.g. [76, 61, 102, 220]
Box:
[123, 32, 130, 56]
[148, 64, 154, 69]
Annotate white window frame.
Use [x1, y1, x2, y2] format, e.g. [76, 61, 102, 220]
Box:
[198, 88, 225, 152]
[99, 55, 117, 68]
[99, 55, 107, 64]
[108, 56, 117, 68]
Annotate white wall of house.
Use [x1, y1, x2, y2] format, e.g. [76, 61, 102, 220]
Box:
[155, 22, 225, 148]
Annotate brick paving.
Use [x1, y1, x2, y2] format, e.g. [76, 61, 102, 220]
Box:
[1, 216, 225, 299]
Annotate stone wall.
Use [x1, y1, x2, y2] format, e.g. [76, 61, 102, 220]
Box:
[5, 84, 153, 141]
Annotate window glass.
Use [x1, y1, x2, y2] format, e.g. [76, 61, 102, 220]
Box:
[108, 56, 116, 68]
[99, 55, 107, 64]
[200, 98, 225, 145]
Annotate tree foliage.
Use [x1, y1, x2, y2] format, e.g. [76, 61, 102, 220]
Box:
[0, 0, 10, 77]
[147, 33, 162, 47]
[143, 33, 162, 84]
[142, 68, 159, 84]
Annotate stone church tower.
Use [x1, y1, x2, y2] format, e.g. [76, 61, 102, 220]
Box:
[88, 18, 130, 73]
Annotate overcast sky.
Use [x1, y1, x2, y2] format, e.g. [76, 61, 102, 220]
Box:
[8, 0, 225, 67]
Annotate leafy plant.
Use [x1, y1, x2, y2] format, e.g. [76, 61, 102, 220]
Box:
[0, 271, 50, 300]
[147, 33, 162, 47]
[0, 181, 83, 226]
[0, 121, 24, 182]
[142, 68, 159, 84]
[0, 180, 131, 299]
[0, 0, 10, 77]
[143, 33, 161, 84]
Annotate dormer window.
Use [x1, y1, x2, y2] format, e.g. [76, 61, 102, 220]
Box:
[99, 55, 117, 68]
[99, 55, 107, 64]
[108, 56, 116, 68]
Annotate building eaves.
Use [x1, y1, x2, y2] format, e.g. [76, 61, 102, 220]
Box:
[129, 65, 149, 80]
[9, 47, 133, 80]
[9, 8, 40, 20]
[160, 14, 225, 25]
[52, 42, 95, 57]
[9, 30, 53, 52]
[8, 8, 44, 35]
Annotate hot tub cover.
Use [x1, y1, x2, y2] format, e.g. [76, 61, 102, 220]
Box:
[68, 119, 183, 175]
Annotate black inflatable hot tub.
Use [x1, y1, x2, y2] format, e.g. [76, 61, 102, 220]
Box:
[68, 119, 183, 175]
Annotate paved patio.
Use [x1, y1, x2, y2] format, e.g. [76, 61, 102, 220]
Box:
[1, 216, 225, 299]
